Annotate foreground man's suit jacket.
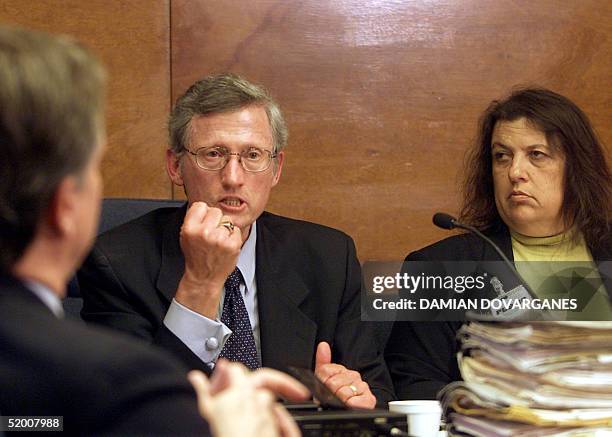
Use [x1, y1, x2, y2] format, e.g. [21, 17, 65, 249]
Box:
[79, 206, 395, 405]
[385, 226, 612, 401]
[0, 275, 208, 436]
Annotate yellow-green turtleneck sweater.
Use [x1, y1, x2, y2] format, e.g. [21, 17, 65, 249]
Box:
[510, 231, 611, 320]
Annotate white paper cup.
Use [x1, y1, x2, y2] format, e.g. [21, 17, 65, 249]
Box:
[388, 400, 442, 437]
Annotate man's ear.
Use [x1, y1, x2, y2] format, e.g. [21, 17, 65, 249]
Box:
[271, 150, 284, 187]
[166, 149, 184, 186]
[47, 176, 79, 237]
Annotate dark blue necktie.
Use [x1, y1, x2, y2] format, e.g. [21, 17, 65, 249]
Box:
[219, 267, 260, 369]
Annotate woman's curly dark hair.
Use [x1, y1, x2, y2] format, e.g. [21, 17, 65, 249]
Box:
[460, 87, 612, 252]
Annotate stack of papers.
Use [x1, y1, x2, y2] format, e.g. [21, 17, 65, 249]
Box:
[440, 322, 612, 436]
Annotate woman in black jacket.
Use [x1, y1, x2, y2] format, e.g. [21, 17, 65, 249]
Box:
[385, 87, 612, 400]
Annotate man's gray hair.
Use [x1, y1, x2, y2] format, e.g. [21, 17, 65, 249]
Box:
[0, 25, 106, 272]
[168, 73, 288, 154]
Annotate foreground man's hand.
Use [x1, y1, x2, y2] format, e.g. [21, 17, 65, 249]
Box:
[175, 202, 243, 318]
[314, 341, 376, 409]
[188, 360, 309, 437]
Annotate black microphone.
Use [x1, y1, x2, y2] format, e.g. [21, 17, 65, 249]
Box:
[432, 212, 457, 230]
[432, 212, 537, 300]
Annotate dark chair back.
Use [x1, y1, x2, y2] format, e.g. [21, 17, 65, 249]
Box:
[64, 198, 184, 318]
[98, 198, 184, 235]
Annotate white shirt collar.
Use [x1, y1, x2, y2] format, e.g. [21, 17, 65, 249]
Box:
[24, 279, 64, 318]
[237, 221, 257, 293]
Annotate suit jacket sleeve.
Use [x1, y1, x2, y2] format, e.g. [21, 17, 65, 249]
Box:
[0, 279, 210, 436]
[384, 249, 462, 400]
[330, 237, 396, 406]
[79, 245, 212, 375]
[91, 345, 211, 436]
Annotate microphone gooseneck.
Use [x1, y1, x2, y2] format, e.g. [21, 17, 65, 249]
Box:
[432, 212, 537, 299]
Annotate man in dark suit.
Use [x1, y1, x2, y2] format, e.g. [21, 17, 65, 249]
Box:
[0, 26, 305, 436]
[79, 73, 394, 408]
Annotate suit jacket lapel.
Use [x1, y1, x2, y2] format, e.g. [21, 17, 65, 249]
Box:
[483, 227, 514, 262]
[156, 205, 187, 302]
[255, 213, 317, 371]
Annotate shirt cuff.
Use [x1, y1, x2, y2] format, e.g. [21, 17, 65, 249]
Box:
[163, 298, 232, 365]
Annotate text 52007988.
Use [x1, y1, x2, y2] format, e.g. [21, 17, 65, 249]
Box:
[0, 416, 63, 432]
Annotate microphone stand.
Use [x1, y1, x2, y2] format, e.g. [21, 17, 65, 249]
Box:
[432, 213, 553, 321]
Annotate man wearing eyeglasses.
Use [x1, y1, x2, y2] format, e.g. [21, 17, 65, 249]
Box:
[0, 28, 310, 436]
[79, 74, 394, 408]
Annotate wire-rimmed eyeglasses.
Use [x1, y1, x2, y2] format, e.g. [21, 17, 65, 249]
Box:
[184, 146, 277, 172]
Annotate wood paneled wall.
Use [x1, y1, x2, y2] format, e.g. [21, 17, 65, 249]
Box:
[2, 1, 611, 262]
[171, 0, 611, 261]
[0, 0, 172, 198]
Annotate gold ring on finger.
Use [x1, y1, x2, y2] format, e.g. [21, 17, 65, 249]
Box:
[218, 217, 235, 235]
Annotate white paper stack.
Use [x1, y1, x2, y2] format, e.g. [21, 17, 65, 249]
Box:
[440, 322, 612, 436]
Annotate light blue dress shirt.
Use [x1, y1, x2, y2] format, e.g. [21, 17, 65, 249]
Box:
[25, 279, 64, 318]
[163, 221, 260, 367]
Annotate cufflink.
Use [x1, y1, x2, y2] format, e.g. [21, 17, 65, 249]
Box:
[205, 337, 219, 350]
